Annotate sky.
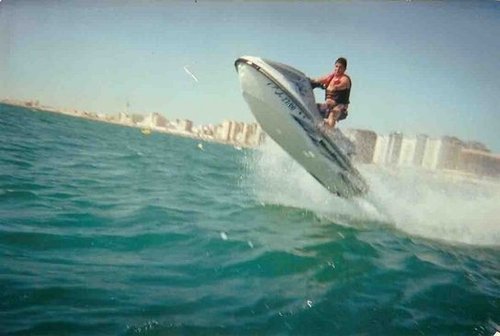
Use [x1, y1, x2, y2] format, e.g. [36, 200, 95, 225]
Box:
[1, 0, 499, 151]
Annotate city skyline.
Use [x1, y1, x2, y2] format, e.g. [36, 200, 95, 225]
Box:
[2, 98, 499, 179]
[1, 1, 499, 152]
[345, 129, 500, 178]
[2, 97, 498, 159]
[4, 97, 500, 166]
[0, 99, 266, 148]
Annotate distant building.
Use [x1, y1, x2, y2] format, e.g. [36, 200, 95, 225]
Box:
[370, 132, 475, 172]
[217, 120, 232, 141]
[25, 100, 40, 107]
[230, 121, 245, 142]
[422, 136, 464, 170]
[200, 124, 214, 137]
[176, 119, 193, 132]
[131, 114, 144, 124]
[118, 112, 133, 124]
[464, 141, 490, 153]
[240, 123, 251, 144]
[387, 132, 403, 165]
[372, 132, 403, 166]
[211, 120, 264, 146]
[413, 134, 428, 166]
[243, 123, 265, 146]
[373, 134, 390, 165]
[422, 138, 442, 169]
[437, 136, 464, 170]
[398, 136, 417, 167]
[139, 113, 167, 128]
[153, 113, 168, 128]
[138, 114, 153, 128]
[458, 149, 500, 177]
[235, 124, 246, 144]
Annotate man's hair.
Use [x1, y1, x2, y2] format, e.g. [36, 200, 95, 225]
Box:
[335, 57, 347, 69]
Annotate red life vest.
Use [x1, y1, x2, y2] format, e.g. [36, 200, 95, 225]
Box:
[319, 72, 335, 87]
[321, 73, 351, 104]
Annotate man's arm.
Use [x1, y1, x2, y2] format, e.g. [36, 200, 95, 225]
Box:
[310, 74, 332, 88]
[314, 74, 331, 83]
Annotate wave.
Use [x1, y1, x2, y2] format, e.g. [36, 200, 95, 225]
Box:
[245, 140, 500, 246]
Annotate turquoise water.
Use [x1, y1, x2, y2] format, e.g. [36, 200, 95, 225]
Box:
[1, 103, 499, 335]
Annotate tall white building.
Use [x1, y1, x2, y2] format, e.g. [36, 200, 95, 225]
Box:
[372, 132, 403, 166]
[230, 122, 244, 142]
[373, 133, 429, 168]
[398, 136, 417, 167]
[304, 127, 497, 177]
[373, 134, 390, 165]
[413, 134, 428, 166]
[216, 120, 232, 141]
[422, 136, 463, 170]
[244, 123, 265, 146]
[387, 132, 403, 165]
[422, 138, 442, 169]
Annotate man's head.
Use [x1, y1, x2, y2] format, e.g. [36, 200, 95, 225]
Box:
[334, 57, 347, 74]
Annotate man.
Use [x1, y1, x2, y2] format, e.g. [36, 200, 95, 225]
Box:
[310, 57, 351, 128]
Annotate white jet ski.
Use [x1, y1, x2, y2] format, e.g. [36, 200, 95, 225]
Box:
[235, 56, 368, 198]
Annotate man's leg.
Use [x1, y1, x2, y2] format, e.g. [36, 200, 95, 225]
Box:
[326, 106, 343, 128]
[317, 103, 329, 119]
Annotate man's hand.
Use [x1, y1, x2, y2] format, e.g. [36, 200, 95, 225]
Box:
[309, 78, 326, 89]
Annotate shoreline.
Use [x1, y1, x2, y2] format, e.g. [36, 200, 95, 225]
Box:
[0, 100, 256, 149]
[2, 100, 498, 183]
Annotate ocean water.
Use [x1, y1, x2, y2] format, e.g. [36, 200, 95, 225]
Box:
[1, 103, 499, 335]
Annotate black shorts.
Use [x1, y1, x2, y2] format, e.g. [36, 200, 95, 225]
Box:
[317, 104, 349, 120]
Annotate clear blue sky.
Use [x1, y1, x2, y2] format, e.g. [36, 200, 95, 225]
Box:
[1, 0, 499, 151]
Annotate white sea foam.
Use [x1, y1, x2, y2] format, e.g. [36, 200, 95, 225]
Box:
[244, 141, 385, 226]
[363, 166, 500, 246]
[246, 140, 500, 246]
